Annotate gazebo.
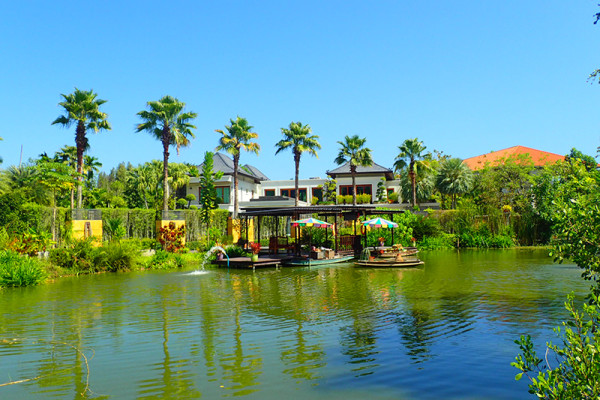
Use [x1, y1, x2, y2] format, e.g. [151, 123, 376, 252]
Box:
[238, 205, 406, 256]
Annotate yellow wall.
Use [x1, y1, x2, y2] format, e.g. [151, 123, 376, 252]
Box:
[227, 218, 254, 244]
[156, 220, 186, 245]
[70, 220, 103, 244]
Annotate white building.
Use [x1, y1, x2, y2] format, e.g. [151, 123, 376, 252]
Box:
[187, 153, 402, 212]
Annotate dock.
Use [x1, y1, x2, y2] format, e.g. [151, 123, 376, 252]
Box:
[212, 256, 290, 269]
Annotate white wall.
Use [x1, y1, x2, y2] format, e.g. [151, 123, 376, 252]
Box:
[186, 174, 261, 212]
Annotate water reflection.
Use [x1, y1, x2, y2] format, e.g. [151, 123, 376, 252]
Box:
[0, 250, 589, 400]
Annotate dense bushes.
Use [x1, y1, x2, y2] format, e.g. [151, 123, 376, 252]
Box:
[49, 238, 141, 273]
[145, 250, 184, 270]
[0, 250, 46, 287]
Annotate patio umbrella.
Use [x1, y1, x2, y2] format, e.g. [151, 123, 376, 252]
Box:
[291, 217, 332, 228]
[361, 217, 398, 228]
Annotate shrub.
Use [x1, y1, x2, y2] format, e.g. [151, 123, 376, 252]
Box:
[512, 293, 600, 398]
[224, 245, 248, 258]
[94, 242, 139, 272]
[7, 228, 53, 256]
[0, 250, 46, 287]
[49, 238, 97, 274]
[158, 222, 185, 252]
[418, 233, 457, 250]
[387, 192, 399, 203]
[336, 194, 352, 204]
[412, 214, 442, 240]
[356, 194, 372, 204]
[146, 250, 184, 270]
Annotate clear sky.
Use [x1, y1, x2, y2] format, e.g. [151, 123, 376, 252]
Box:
[1, 1, 598, 180]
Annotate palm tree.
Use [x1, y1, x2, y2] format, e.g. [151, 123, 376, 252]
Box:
[52, 88, 111, 209]
[394, 138, 427, 207]
[334, 135, 373, 206]
[136, 95, 197, 211]
[215, 116, 260, 218]
[436, 158, 473, 209]
[275, 121, 321, 206]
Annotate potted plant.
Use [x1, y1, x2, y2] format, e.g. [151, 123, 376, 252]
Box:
[250, 242, 261, 262]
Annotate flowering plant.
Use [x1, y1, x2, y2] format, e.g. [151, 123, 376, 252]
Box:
[378, 237, 385, 243]
[250, 242, 261, 254]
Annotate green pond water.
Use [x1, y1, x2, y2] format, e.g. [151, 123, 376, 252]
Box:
[0, 249, 589, 399]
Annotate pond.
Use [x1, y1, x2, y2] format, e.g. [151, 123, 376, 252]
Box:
[0, 249, 589, 399]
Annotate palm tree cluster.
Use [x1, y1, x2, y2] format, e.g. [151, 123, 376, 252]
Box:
[2, 87, 480, 214]
[393, 138, 473, 209]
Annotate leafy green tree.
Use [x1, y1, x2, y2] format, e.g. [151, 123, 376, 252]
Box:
[275, 121, 321, 206]
[512, 294, 600, 399]
[56, 145, 78, 207]
[471, 153, 535, 213]
[334, 135, 372, 206]
[199, 152, 224, 244]
[394, 138, 427, 207]
[435, 158, 473, 209]
[565, 147, 597, 171]
[136, 95, 197, 211]
[34, 159, 77, 207]
[513, 159, 600, 398]
[167, 162, 191, 204]
[215, 116, 260, 218]
[52, 88, 111, 209]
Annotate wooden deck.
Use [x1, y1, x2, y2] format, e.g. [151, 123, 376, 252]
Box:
[212, 256, 290, 269]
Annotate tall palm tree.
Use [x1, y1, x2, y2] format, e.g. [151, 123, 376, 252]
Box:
[215, 116, 260, 218]
[334, 135, 373, 206]
[394, 138, 427, 207]
[136, 95, 197, 211]
[52, 88, 111, 209]
[436, 158, 473, 209]
[275, 121, 321, 206]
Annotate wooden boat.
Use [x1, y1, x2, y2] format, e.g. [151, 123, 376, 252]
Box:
[377, 246, 419, 258]
[355, 258, 424, 268]
[283, 254, 354, 267]
[355, 248, 424, 268]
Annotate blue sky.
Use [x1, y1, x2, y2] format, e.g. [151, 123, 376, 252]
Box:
[1, 1, 598, 180]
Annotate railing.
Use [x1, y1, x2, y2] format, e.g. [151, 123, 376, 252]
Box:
[71, 209, 102, 220]
[159, 210, 186, 220]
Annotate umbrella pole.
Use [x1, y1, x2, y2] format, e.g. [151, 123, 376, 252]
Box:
[390, 213, 394, 244]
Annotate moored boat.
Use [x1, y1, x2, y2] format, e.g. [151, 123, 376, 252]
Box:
[283, 254, 354, 266]
[354, 258, 424, 268]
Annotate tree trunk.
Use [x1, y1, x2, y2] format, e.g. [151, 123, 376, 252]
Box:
[409, 170, 417, 207]
[233, 154, 239, 219]
[294, 151, 300, 207]
[70, 189, 74, 209]
[162, 126, 170, 212]
[75, 121, 86, 209]
[351, 166, 357, 206]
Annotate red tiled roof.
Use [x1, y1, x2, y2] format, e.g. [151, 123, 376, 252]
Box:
[463, 146, 564, 171]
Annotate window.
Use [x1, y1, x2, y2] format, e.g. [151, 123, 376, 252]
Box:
[281, 188, 307, 201]
[215, 186, 230, 204]
[387, 188, 395, 195]
[265, 189, 275, 196]
[339, 184, 372, 196]
[311, 187, 323, 202]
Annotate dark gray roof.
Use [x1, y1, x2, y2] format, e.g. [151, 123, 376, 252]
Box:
[326, 161, 394, 179]
[198, 153, 269, 183]
[243, 164, 270, 181]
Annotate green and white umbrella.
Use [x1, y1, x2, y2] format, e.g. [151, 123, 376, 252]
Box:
[361, 217, 398, 228]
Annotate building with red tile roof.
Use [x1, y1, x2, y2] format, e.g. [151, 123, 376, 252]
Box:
[463, 146, 565, 171]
